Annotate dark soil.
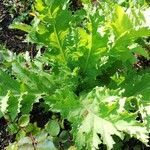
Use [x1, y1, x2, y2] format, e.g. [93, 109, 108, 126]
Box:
[30, 100, 53, 128]
[0, 118, 15, 150]
[0, 0, 36, 56]
[122, 137, 150, 150]
[136, 38, 150, 69]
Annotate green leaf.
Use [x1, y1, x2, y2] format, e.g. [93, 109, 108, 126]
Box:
[46, 120, 60, 136]
[20, 94, 38, 115]
[74, 87, 149, 149]
[7, 123, 18, 135]
[9, 132, 57, 150]
[35, 0, 45, 12]
[9, 22, 32, 33]
[122, 73, 150, 99]
[0, 70, 20, 95]
[18, 115, 30, 127]
[16, 129, 26, 141]
[59, 131, 70, 143]
[0, 91, 10, 114]
[132, 46, 149, 58]
[36, 140, 56, 150]
[111, 5, 133, 36]
[35, 131, 57, 150]
[115, 120, 149, 144]
[6, 143, 18, 150]
[76, 113, 123, 150]
[7, 95, 21, 120]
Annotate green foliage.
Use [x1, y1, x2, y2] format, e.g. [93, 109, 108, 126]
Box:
[46, 120, 60, 137]
[1, 0, 150, 149]
[6, 131, 57, 150]
[74, 87, 149, 150]
[18, 115, 30, 127]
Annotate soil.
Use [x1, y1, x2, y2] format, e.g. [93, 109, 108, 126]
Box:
[0, 118, 14, 150]
[0, 0, 37, 57]
[30, 99, 53, 128]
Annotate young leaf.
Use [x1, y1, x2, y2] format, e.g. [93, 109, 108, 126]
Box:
[18, 115, 30, 127]
[46, 120, 60, 137]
